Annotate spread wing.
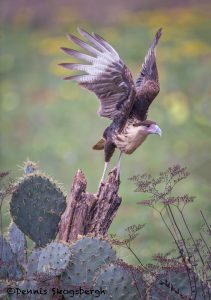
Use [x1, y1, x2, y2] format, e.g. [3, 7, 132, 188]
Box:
[60, 28, 135, 120]
[132, 28, 162, 121]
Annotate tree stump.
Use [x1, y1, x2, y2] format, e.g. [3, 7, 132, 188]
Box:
[59, 168, 121, 243]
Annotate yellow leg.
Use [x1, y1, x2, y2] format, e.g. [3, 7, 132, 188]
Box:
[116, 151, 123, 179]
[98, 161, 109, 191]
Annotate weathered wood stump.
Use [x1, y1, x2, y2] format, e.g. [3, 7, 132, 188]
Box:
[59, 168, 121, 242]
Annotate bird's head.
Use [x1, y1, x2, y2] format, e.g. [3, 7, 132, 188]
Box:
[134, 120, 162, 136]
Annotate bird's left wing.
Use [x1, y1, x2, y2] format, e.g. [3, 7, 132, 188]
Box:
[132, 28, 162, 121]
[60, 28, 135, 120]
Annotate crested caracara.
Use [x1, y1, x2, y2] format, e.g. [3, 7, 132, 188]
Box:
[60, 27, 162, 187]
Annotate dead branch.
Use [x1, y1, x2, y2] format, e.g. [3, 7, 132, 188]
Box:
[59, 168, 121, 242]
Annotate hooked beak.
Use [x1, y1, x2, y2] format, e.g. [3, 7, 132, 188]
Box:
[150, 124, 162, 136]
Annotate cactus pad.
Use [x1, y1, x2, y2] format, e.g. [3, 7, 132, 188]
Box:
[27, 248, 42, 279]
[0, 281, 8, 298]
[94, 262, 146, 300]
[150, 269, 205, 300]
[0, 234, 23, 280]
[61, 237, 116, 288]
[10, 174, 66, 247]
[37, 241, 71, 277]
[8, 222, 27, 267]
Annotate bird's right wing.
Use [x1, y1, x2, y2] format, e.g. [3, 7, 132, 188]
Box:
[60, 28, 135, 120]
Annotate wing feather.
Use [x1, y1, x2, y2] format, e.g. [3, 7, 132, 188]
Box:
[67, 34, 101, 56]
[77, 28, 109, 53]
[136, 28, 162, 86]
[92, 32, 120, 58]
[60, 28, 135, 120]
[132, 28, 162, 121]
[60, 48, 95, 63]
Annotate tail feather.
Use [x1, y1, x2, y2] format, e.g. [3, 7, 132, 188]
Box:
[92, 138, 105, 150]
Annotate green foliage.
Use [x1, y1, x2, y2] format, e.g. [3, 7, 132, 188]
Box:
[10, 173, 66, 247]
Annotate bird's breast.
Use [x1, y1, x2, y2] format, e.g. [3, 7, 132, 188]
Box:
[113, 124, 147, 154]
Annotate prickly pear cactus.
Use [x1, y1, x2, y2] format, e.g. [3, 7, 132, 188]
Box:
[1, 161, 154, 299]
[27, 248, 43, 279]
[10, 172, 66, 247]
[150, 271, 184, 300]
[150, 270, 206, 300]
[8, 222, 27, 267]
[37, 241, 71, 277]
[23, 160, 39, 175]
[0, 281, 8, 299]
[0, 234, 23, 280]
[94, 262, 146, 300]
[61, 237, 116, 288]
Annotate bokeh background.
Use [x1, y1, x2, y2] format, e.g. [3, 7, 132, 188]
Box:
[1, 0, 211, 263]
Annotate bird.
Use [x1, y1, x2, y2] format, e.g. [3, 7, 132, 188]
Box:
[60, 27, 162, 187]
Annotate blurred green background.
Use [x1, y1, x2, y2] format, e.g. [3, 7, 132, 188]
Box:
[0, 0, 211, 264]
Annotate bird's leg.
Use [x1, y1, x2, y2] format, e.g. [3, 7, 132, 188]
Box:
[97, 139, 115, 193]
[116, 151, 123, 180]
[98, 161, 109, 191]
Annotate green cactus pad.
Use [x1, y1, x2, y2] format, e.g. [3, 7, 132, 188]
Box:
[10, 174, 66, 247]
[27, 248, 42, 279]
[0, 281, 8, 298]
[60, 237, 116, 289]
[37, 241, 71, 277]
[94, 262, 146, 300]
[150, 272, 184, 300]
[150, 270, 205, 300]
[8, 222, 27, 267]
[0, 234, 23, 280]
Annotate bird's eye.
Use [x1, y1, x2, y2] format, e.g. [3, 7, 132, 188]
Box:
[145, 124, 150, 128]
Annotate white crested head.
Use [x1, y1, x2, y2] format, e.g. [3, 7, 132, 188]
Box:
[136, 121, 162, 136]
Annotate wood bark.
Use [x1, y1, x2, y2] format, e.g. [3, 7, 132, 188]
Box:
[59, 168, 121, 242]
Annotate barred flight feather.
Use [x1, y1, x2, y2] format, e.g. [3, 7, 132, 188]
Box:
[61, 27, 162, 121]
